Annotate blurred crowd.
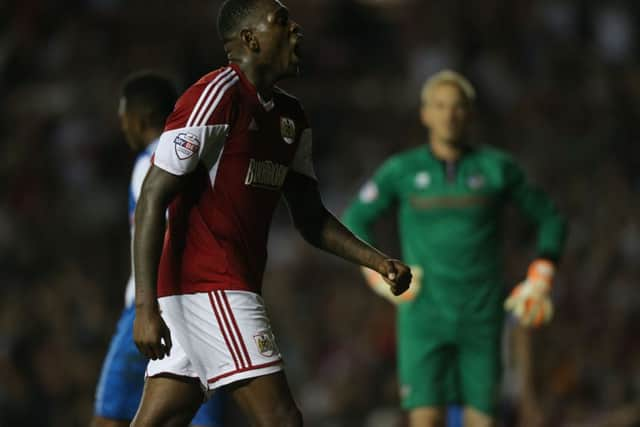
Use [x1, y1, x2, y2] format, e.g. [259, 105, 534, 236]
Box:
[1, 0, 640, 426]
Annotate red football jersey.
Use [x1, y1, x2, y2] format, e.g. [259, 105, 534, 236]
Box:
[153, 64, 316, 296]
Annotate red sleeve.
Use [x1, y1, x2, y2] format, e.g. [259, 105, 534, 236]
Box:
[154, 67, 239, 176]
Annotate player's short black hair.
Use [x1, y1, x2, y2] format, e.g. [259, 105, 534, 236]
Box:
[217, 0, 262, 42]
[121, 72, 177, 129]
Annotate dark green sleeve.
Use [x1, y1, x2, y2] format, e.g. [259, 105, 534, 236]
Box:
[341, 158, 399, 245]
[505, 158, 568, 261]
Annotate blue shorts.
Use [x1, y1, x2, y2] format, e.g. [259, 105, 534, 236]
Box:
[94, 306, 225, 426]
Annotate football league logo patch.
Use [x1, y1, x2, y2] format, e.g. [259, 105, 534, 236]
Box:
[173, 132, 201, 160]
[280, 117, 296, 144]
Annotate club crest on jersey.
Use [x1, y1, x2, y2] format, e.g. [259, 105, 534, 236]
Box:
[467, 174, 486, 189]
[415, 171, 431, 189]
[359, 181, 379, 203]
[280, 117, 296, 144]
[245, 158, 288, 190]
[253, 331, 278, 357]
[173, 132, 200, 160]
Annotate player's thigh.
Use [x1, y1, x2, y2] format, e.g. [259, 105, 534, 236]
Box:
[457, 322, 502, 417]
[131, 374, 204, 427]
[191, 390, 226, 427]
[227, 371, 302, 427]
[398, 316, 458, 409]
[408, 407, 447, 427]
[463, 406, 495, 427]
[90, 416, 129, 427]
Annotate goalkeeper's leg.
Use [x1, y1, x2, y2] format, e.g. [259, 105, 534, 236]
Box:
[458, 321, 502, 426]
[399, 311, 459, 427]
[463, 407, 495, 427]
[409, 407, 446, 427]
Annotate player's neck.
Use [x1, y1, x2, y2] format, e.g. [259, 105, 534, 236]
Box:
[429, 138, 463, 162]
[232, 60, 276, 101]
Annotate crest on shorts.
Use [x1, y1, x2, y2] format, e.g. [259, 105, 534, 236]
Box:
[280, 117, 296, 144]
[173, 132, 201, 160]
[253, 331, 278, 357]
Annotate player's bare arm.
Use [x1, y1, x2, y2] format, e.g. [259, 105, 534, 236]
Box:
[283, 171, 412, 295]
[133, 165, 184, 360]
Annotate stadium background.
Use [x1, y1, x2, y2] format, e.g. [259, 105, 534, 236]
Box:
[2, 0, 640, 426]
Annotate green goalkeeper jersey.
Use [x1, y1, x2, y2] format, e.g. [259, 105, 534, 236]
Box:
[343, 144, 567, 321]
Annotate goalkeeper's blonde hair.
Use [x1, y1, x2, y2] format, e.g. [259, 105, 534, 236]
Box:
[421, 70, 476, 106]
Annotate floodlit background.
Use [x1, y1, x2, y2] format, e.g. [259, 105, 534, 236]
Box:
[2, 0, 640, 426]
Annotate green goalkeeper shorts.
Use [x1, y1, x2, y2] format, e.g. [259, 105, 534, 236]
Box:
[397, 307, 503, 416]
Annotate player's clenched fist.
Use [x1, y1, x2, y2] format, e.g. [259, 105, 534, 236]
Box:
[375, 258, 412, 297]
[133, 307, 172, 360]
[362, 264, 422, 304]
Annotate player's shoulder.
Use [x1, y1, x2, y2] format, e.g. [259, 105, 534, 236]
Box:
[274, 86, 305, 113]
[166, 66, 241, 130]
[384, 146, 428, 170]
[273, 86, 300, 105]
[179, 66, 241, 108]
[472, 144, 518, 166]
[370, 146, 426, 182]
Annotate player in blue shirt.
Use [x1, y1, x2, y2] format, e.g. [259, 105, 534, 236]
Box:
[92, 72, 226, 427]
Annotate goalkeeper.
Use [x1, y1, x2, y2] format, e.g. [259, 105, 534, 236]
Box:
[342, 70, 567, 427]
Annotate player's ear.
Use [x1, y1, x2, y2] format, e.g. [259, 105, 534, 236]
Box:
[466, 104, 475, 122]
[130, 112, 146, 135]
[139, 112, 154, 132]
[240, 29, 260, 52]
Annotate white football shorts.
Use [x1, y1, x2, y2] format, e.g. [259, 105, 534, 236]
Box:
[146, 290, 283, 394]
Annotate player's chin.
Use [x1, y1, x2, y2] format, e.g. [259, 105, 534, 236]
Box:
[440, 130, 463, 144]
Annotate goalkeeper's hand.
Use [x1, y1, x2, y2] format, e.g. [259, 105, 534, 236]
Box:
[361, 265, 423, 304]
[505, 259, 555, 327]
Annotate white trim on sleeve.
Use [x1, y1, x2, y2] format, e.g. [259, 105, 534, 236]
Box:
[154, 124, 230, 176]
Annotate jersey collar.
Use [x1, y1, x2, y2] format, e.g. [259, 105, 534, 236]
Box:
[229, 63, 275, 112]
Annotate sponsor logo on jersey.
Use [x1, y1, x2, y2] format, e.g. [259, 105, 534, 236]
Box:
[244, 159, 288, 190]
[173, 132, 201, 160]
[415, 171, 431, 188]
[359, 181, 379, 203]
[467, 174, 485, 189]
[253, 331, 278, 357]
[280, 117, 296, 144]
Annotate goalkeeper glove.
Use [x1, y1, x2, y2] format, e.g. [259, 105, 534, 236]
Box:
[362, 265, 423, 304]
[504, 259, 555, 327]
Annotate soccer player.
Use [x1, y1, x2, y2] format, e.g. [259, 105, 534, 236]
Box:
[92, 73, 225, 427]
[342, 70, 567, 427]
[130, 1, 413, 426]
